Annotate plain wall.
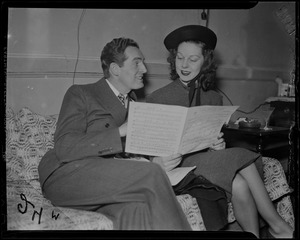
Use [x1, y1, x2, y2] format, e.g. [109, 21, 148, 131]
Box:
[6, 2, 296, 115]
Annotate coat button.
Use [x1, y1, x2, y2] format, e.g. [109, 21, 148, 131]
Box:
[105, 123, 110, 128]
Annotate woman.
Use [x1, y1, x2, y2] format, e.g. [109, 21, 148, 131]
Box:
[146, 25, 293, 238]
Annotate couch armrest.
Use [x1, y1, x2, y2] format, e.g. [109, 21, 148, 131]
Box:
[6, 180, 113, 230]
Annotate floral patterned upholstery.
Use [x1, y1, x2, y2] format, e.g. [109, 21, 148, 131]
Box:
[5, 106, 294, 230]
[6, 107, 58, 181]
[7, 180, 114, 230]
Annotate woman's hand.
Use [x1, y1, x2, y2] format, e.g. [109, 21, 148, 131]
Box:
[209, 132, 226, 151]
[152, 153, 182, 172]
[118, 122, 127, 137]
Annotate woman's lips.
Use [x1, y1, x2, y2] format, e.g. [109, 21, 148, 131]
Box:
[181, 70, 190, 76]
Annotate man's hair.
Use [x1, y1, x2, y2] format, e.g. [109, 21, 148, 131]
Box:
[100, 37, 140, 78]
[167, 40, 217, 91]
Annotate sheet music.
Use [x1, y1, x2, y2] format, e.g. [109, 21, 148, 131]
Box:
[166, 166, 196, 186]
[125, 102, 238, 157]
[125, 102, 187, 156]
[179, 106, 239, 154]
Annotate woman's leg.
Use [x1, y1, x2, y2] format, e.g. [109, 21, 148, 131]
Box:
[231, 173, 260, 237]
[238, 163, 293, 238]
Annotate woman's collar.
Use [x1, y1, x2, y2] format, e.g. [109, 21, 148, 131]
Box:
[177, 79, 189, 89]
[177, 78, 201, 90]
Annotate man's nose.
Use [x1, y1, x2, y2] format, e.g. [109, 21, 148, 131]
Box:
[140, 63, 147, 73]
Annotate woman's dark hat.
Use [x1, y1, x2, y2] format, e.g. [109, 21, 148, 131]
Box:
[164, 25, 217, 51]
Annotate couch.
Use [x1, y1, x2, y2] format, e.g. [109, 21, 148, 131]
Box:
[5, 106, 295, 231]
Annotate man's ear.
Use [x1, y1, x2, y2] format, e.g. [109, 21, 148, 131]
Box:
[109, 62, 120, 77]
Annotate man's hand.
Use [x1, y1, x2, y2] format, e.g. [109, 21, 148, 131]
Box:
[152, 153, 182, 172]
[118, 122, 127, 137]
[209, 132, 226, 151]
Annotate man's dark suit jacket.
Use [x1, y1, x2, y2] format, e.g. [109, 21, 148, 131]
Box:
[38, 78, 136, 188]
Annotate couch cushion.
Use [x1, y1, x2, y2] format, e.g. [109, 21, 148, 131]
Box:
[176, 194, 206, 230]
[7, 179, 113, 230]
[275, 195, 294, 229]
[6, 106, 23, 181]
[262, 157, 291, 200]
[6, 107, 58, 181]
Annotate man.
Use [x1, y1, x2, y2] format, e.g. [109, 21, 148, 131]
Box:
[38, 37, 191, 230]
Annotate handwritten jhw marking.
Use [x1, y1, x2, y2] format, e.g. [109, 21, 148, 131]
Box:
[17, 193, 60, 224]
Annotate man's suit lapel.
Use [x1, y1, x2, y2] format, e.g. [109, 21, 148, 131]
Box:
[95, 78, 128, 126]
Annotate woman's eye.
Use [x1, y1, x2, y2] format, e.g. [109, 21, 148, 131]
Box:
[190, 58, 198, 62]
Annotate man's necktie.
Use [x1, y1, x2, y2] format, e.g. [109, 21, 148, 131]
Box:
[118, 94, 126, 106]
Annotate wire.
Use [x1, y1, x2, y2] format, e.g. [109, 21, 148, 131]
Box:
[236, 102, 269, 114]
[215, 86, 269, 114]
[206, 9, 210, 27]
[72, 9, 86, 85]
[215, 86, 234, 106]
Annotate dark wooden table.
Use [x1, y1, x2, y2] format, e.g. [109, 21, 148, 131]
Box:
[222, 123, 294, 187]
[222, 123, 290, 154]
